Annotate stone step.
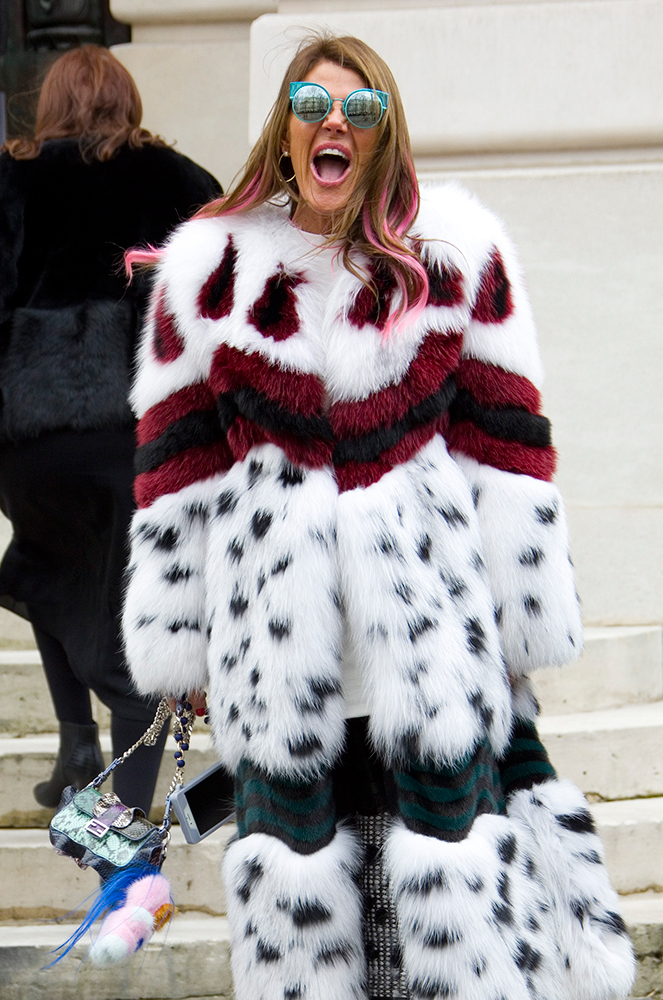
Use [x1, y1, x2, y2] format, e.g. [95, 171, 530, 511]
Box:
[532, 625, 662, 715]
[591, 797, 663, 894]
[0, 899, 659, 1000]
[0, 913, 232, 1000]
[1, 649, 111, 736]
[539, 700, 663, 800]
[617, 893, 663, 999]
[0, 608, 36, 650]
[0, 731, 219, 828]
[0, 824, 234, 921]
[2, 700, 662, 829]
[0, 649, 53, 737]
[5, 696, 661, 829]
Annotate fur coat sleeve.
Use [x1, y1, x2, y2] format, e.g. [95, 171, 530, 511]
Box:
[122, 182, 582, 779]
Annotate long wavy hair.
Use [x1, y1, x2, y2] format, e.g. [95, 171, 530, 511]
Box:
[3, 45, 165, 163]
[197, 32, 428, 332]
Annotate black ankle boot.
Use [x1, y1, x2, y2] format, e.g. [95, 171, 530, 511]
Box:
[34, 721, 105, 808]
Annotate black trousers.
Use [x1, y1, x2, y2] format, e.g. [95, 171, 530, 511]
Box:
[0, 429, 167, 812]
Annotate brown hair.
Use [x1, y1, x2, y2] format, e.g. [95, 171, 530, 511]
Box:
[198, 32, 427, 328]
[3, 45, 165, 162]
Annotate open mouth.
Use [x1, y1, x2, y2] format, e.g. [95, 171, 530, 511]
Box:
[311, 147, 351, 184]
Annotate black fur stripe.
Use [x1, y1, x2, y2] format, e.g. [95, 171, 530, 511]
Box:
[135, 410, 222, 474]
[498, 721, 557, 797]
[333, 375, 457, 466]
[449, 389, 552, 448]
[216, 375, 454, 467]
[219, 387, 334, 442]
[217, 392, 240, 433]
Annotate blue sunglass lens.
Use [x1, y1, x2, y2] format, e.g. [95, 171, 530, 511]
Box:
[291, 85, 330, 123]
[344, 90, 384, 128]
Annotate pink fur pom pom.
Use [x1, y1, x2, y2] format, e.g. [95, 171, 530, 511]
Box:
[89, 872, 174, 967]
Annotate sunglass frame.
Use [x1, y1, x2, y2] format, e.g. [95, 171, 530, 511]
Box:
[289, 82, 389, 129]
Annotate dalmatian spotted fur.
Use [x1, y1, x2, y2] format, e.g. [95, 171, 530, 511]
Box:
[204, 443, 346, 779]
[122, 478, 216, 698]
[386, 780, 634, 1000]
[453, 454, 583, 676]
[223, 827, 367, 1000]
[124, 183, 582, 733]
[337, 434, 512, 768]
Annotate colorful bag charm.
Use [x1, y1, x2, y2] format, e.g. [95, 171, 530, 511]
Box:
[48, 697, 196, 966]
[89, 869, 175, 966]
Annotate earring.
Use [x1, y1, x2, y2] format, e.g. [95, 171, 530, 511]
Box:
[279, 152, 297, 184]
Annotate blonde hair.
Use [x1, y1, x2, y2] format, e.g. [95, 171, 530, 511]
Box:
[198, 32, 428, 330]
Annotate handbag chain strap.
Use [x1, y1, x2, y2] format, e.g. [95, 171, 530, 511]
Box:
[90, 696, 197, 857]
[92, 697, 173, 790]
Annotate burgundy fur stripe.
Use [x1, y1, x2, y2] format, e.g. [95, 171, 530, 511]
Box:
[348, 263, 396, 332]
[455, 359, 541, 413]
[425, 258, 464, 307]
[228, 416, 333, 469]
[335, 423, 439, 493]
[471, 249, 514, 324]
[198, 235, 237, 320]
[210, 342, 325, 416]
[248, 270, 303, 341]
[226, 416, 267, 461]
[135, 440, 233, 508]
[153, 291, 185, 363]
[447, 421, 556, 481]
[137, 382, 217, 446]
[330, 331, 462, 438]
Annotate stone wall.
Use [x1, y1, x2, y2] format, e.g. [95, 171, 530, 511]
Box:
[110, 0, 278, 184]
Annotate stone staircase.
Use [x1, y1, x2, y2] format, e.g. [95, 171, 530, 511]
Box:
[1, 618, 662, 998]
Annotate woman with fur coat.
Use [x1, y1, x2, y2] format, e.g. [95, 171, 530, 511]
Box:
[122, 32, 634, 1000]
[0, 45, 220, 814]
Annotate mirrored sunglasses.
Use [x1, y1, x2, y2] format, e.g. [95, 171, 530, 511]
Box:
[289, 82, 389, 129]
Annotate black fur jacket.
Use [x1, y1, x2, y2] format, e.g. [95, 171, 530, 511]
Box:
[0, 137, 221, 442]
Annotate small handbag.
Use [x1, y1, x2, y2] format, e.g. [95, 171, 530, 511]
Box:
[49, 698, 191, 881]
[47, 697, 199, 967]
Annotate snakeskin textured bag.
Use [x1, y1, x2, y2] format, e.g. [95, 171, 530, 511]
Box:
[48, 699, 190, 881]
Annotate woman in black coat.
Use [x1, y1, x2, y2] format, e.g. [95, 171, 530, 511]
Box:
[0, 45, 221, 814]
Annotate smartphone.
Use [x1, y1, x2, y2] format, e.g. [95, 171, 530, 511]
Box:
[170, 760, 236, 844]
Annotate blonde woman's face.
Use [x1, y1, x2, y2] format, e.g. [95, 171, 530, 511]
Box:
[283, 60, 380, 234]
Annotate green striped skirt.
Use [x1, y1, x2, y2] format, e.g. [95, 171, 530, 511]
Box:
[234, 716, 556, 853]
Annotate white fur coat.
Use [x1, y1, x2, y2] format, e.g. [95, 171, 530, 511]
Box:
[123, 182, 582, 781]
[121, 184, 636, 1000]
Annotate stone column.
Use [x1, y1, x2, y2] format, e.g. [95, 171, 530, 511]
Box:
[110, 0, 277, 186]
